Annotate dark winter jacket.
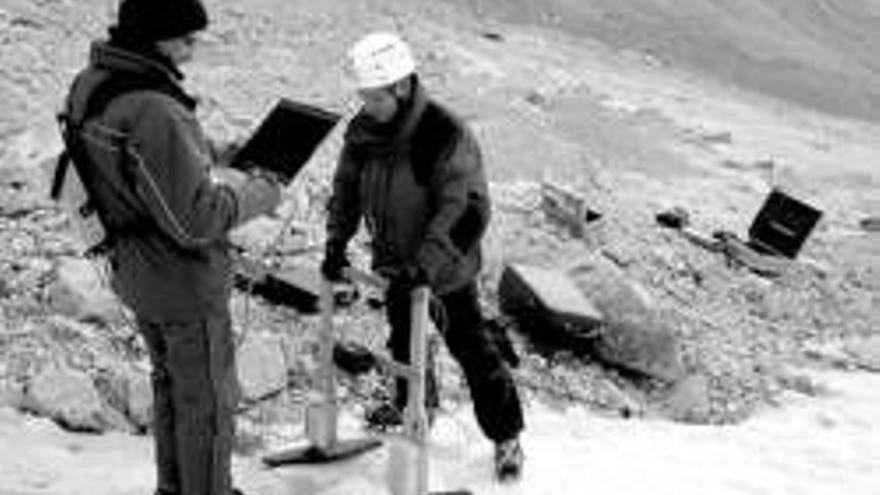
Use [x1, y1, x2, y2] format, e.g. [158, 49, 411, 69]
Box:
[63, 40, 277, 321]
[326, 81, 490, 295]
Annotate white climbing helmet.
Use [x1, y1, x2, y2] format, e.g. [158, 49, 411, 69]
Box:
[349, 32, 416, 89]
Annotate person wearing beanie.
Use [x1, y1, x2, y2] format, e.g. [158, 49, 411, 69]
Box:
[114, 0, 208, 46]
[56, 1, 280, 494]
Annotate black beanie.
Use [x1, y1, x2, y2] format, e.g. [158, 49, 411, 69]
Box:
[116, 0, 209, 43]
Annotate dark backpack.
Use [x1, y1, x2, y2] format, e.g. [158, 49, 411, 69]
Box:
[51, 70, 195, 256]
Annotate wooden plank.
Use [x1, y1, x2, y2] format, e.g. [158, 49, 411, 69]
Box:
[541, 181, 601, 238]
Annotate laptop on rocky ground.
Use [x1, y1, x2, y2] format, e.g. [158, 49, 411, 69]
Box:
[747, 189, 822, 259]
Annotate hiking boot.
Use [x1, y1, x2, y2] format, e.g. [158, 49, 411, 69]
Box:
[494, 437, 524, 482]
[156, 486, 244, 495]
[365, 402, 439, 432]
[365, 402, 404, 431]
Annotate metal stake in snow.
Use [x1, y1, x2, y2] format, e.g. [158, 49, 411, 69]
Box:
[262, 268, 471, 495]
[387, 285, 431, 495]
[261, 274, 382, 466]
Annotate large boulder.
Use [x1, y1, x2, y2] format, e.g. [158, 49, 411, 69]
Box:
[497, 263, 604, 349]
[46, 257, 123, 326]
[95, 365, 154, 433]
[568, 256, 655, 322]
[0, 277, 11, 299]
[0, 160, 49, 219]
[23, 363, 132, 433]
[236, 333, 288, 402]
[594, 314, 684, 383]
[125, 367, 154, 430]
[569, 257, 684, 382]
[320, 477, 390, 495]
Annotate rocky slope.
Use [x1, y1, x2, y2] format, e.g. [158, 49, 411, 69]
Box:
[0, 0, 878, 448]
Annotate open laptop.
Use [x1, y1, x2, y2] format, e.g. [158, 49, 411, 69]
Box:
[747, 189, 822, 259]
[230, 98, 341, 183]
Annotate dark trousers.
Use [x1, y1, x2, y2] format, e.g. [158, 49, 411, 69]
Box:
[137, 312, 238, 495]
[386, 282, 524, 443]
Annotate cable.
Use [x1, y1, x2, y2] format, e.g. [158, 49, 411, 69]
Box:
[231, 208, 305, 349]
[81, 125, 307, 349]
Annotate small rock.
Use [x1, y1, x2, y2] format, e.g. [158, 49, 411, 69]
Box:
[280, 334, 319, 380]
[46, 256, 122, 325]
[843, 337, 880, 372]
[661, 373, 712, 423]
[0, 378, 24, 409]
[229, 216, 286, 252]
[655, 207, 690, 230]
[0, 191, 41, 219]
[236, 333, 288, 402]
[597, 378, 643, 418]
[803, 342, 851, 368]
[525, 89, 548, 108]
[860, 217, 880, 232]
[23, 363, 132, 433]
[95, 366, 154, 432]
[778, 371, 824, 397]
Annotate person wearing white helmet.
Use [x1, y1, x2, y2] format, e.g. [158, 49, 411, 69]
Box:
[322, 31, 526, 481]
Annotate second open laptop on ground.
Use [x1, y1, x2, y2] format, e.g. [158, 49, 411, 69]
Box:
[231, 98, 341, 183]
[747, 189, 822, 259]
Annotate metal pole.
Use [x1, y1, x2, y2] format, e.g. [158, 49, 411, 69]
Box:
[262, 277, 382, 466]
[407, 286, 431, 495]
[305, 279, 338, 449]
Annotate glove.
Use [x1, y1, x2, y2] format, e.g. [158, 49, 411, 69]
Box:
[333, 341, 376, 375]
[392, 264, 429, 293]
[320, 242, 350, 282]
[211, 138, 244, 168]
[223, 168, 282, 224]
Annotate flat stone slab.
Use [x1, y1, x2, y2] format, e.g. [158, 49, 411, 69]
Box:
[498, 263, 604, 343]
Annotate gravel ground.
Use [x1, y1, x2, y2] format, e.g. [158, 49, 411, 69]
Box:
[1, 0, 878, 440]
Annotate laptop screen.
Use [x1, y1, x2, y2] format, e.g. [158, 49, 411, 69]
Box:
[231, 99, 341, 183]
[747, 189, 822, 258]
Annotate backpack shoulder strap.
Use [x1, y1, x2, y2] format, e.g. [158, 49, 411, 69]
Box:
[52, 69, 193, 200]
[409, 101, 461, 187]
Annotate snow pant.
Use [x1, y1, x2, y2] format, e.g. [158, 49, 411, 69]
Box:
[386, 281, 525, 443]
[137, 311, 238, 495]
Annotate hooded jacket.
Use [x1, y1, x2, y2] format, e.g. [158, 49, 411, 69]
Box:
[64, 40, 276, 321]
[326, 81, 490, 295]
